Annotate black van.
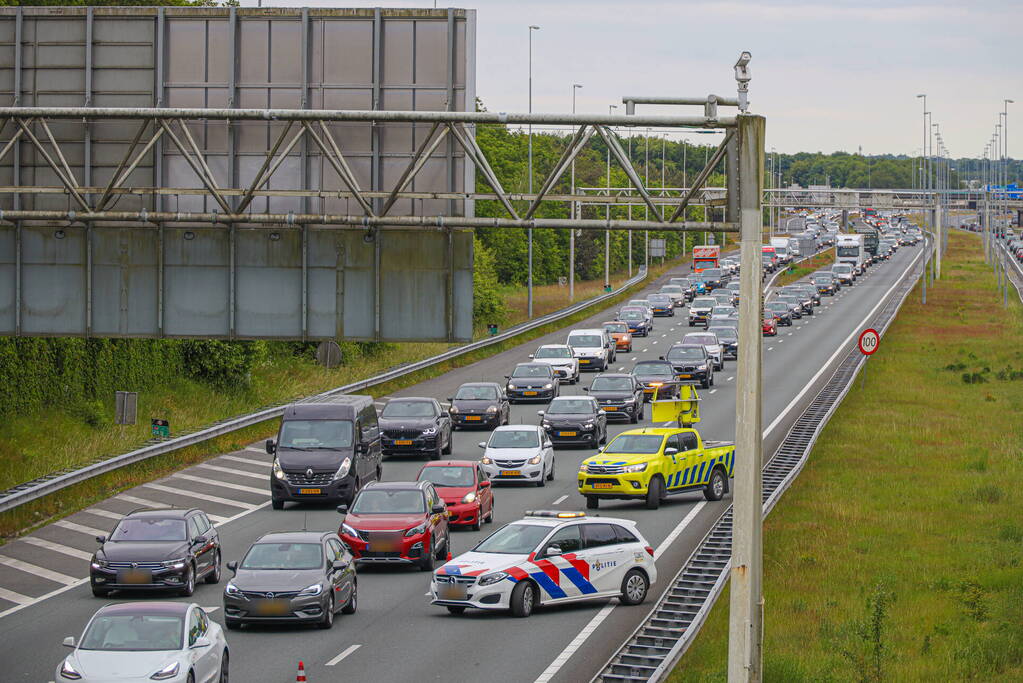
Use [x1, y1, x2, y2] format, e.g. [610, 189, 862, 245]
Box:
[266, 395, 383, 510]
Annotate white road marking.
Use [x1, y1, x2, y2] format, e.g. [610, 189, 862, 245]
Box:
[710, 389, 717, 394]
[142, 483, 259, 509]
[172, 472, 268, 496]
[219, 454, 268, 466]
[661, 333, 667, 337]
[787, 332, 793, 336]
[779, 339, 785, 343]
[652, 341, 658, 345]
[535, 502, 707, 683]
[21, 537, 93, 561]
[202, 606, 221, 614]
[114, 494, 227, 523]
[0, 586, 32, 606]
[727, 376, 734, 381]
[767, 346, 774, 351]
[617, 367, 624, 372]
[83, 508, 123, 520]
[243, 446, 266, 455]
[54, 520, 107, 537]
[552, 495, 568, 505]
[630, 357, 637, 361]
[0, 556, 77, 585]
[196, 463, 267, 481]
[326, 644, 362, 667]
[641, 349, 647, 353]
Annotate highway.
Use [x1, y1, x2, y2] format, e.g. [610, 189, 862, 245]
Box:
[0, 245, 923, 683]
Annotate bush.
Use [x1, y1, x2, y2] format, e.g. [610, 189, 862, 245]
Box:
[179, 340, 267, 388]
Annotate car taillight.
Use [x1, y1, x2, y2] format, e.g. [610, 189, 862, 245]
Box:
[644, 545, 655, 557]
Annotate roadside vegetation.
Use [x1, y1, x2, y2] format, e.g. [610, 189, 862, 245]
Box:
[774, 248, 836, 287]
[672, 230, 1023, 681]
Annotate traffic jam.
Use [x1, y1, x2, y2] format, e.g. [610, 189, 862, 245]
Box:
[55, 212, 921, 682]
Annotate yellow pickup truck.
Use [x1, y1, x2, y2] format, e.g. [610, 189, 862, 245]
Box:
[577, 427, 735, 509]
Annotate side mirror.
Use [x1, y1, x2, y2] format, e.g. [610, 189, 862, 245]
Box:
[431, 504, 446, 515]
[479, 480, 491, 488]
[192, 536, 204, 546]
[528, 354, 535, 359]
[95, 535, 107, 544]
[503, 375, 510, 379]
[190, 637, 212, 650]
[477, 442, 487, 449]
[658, 356, 665, 361]
[536, 410, 545, 417]
[545, 544, 564, 558]
[226, 561, 238, 573]
[331, 559, 349, 571]
[581, 387, 589, 392]
[63, 637, 76, 648]
[336, 504, 348, 515]
[446, 397, 453, 402]
[265, 439, 276, 455]
[664, 447, 679, 456]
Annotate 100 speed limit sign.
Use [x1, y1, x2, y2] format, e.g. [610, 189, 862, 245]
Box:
[858, 328, 880, 355]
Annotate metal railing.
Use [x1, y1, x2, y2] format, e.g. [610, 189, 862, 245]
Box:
[0, 267, 651, 514]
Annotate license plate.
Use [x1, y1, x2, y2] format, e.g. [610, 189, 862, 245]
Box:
[395, 439, 413, 445]
[500, 470, 522, 477]
[466, 415, 482, 421]
[603, 406, 617, 411]
[253, 599, 291, 616]
[118, 569, 151, 585]
[679, 374, 692, 379]
[592, 482, 614, 489]
[579, 359, 590, 364]
[299, 488, 322, 495]
[559, 431, 577, 437]
[523, 391, 538, 396]
[644, 388, 655, 393]
[438, 584, 468, 600]
[369, 534, 400, 552]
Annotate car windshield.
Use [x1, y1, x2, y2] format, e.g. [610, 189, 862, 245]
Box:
[629, 300, 649, 307]
[350, 489, 425, 514]
[488, 430, 540, 448]
[418, 466, 475, 488]
[711, 306, 734, 316]
[603, 434, 665, 454]
[240, 542, 324, 570]
[590, 377, 632, 391]
[620, 310, 643, 320]
[454, 385, 498, 400]
[685, 334, 716, 345]
[813, 275, 832, 283]
[648, 295, 671, 304]
[666, 346, 704, 361]
[660, 286, 683, 294]
[567, 334, 602, 347]
[382, 401, 435, 418]
[79, 613, 184, 652]
[546, 399, 594, 415]
[534, 347, 572, 359]
[473, 523, 551, 555]
[672, 279, 692, 287]
[111, 518, 186, 542]
[279, 419, 354, 449]
[692, 298, 716, 308]
[833, 265, 852, 273]
[767, 303, 788, 312]
[634, 362, 674, 377]
[709, 328, 737, 342]
[512, 365, 550, 378]
[702, 268, 722, 278]
[604, 323, 628, 334]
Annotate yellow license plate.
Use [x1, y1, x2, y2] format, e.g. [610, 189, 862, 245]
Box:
[644, 388, 655, 393]
[559, 431, 577, 437]
[118, 569, 151, 584]
[299, 488, 322, 495]
[395, 439, 413, 445]
[466, 415, 482, 421]
[523, 391, 538, 396]
[439, 584, 468, 600]
[679, 374, 692, 379]
[579, 359, 590, 364]
[254, 599, 291, 616]
[592, 482, 614, 489]
[501, 470, 522, 477]
[603, 406, 617, 411]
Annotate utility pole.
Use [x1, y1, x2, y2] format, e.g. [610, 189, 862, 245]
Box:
[607, 104, 616, 288]
[569, 83, 582, 302]
[917, 94, 926, 192]
[526, 24, 539, 318]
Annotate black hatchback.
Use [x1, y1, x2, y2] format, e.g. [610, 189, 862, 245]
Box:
[90, 508, 221, 598]
[633, 360, 679, 401]
[538, 396, 608, 447]
[448, 382, 509, 430]
[584, 373, 644, 422]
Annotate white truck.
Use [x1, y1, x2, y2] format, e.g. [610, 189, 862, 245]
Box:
[835, 234, 865, 273]
[770, 237, 792, 264]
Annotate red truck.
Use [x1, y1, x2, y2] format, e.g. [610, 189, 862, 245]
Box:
[692, 245, 720, 273]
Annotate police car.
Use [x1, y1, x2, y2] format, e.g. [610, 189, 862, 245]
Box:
[430, 511, 657, 617]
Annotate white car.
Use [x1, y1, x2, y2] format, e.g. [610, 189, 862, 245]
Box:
[683, 331, 724, 370]
[529, 344, 580, 384]
[566, 328, 615, 371]
[57, 602, 228, 682]
[478, 425, 555, 487]
[431, 511, 657, 617]
[709, 305, 737, 323]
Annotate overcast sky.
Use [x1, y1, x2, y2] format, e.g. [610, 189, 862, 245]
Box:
[241, 1, 1017, 159]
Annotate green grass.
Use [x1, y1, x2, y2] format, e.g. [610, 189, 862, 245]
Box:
[774, 248, 835, 287]
[672, 231, 1023, 682]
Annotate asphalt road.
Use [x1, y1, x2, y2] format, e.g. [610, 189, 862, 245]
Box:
[0, 245, 923, 683]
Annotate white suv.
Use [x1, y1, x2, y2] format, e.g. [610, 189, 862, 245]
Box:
[529, 344, 580, 384]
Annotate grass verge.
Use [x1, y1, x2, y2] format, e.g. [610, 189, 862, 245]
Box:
[0, 259, 685, 541]
[773, 248, 835, 288]
[672, 231, 1023, 681]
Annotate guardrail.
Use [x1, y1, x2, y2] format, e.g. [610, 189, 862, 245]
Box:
[0, 267, 653, 514]
[995, 239, 1023, 304]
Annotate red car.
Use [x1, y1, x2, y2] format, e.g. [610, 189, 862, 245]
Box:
[416, 460, 495, 531]
[762, 313, 778, 337]
[337, 481, 450, 571]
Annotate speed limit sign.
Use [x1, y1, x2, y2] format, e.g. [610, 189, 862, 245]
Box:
[858, 328, 880, 355]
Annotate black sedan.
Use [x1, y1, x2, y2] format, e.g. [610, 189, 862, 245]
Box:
[505, 363, 560, 403]
[583, 373, 645, 422]
[448, 382, 509, 429]
[765, 301, 793, 326]
[707, 325, 738, 360]
[223, 531, 356, 630]
[380, 397, 453, 459]
[632, 360, 679, 401]
[777, 294, 809, 317]
[663, 343, 714, 388]
[812, 273, 838, 295]
[538, 396, 608, 447]
[90, 508, 221, 598]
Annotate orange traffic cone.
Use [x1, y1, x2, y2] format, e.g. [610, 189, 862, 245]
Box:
[296, 661, 307, 682]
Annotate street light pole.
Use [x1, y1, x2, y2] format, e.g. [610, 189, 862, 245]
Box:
[607, 104, 616, 288]
[526, 24, 539, 319]
[569, 83, 582, 302]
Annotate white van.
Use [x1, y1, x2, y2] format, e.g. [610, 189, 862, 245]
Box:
[566, 328, 615, 371]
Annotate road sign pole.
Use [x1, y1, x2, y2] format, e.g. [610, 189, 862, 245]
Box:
[728, 113, 765, 683]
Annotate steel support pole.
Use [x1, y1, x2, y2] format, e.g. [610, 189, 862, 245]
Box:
[526, 25, 538, 319]
[983, 194, 991, 262]
[728, 113, 765, 683]
[933, 201, 942, 279]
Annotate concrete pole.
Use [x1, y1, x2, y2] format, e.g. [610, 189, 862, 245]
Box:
[728, 113, 765, 683]
[569, 83, 581, 302]
[527, 25, 538, 319]
[934, 200, 942, 279]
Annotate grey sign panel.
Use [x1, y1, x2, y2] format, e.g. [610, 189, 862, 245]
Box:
[0, 7, 476, 342]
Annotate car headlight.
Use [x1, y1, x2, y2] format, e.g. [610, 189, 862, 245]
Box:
[507, 384, 517, 390]
[650, 382, 663, 387]
[90, 557, 107, 569]
[579, 462, 589, 471]
[150, 661, 180, 680]
[449, 405, 459, 414]
[162, 558, 187, 569]
[544, 383, 553, 389]
[697, 364, 707, 370]
[528, 455, 542, 465]
[485, 405, 498, 414]
[298, 583, 323, 597]
[623, 334, 631, 341]
[60, 659, 82, 680]
[624, 463, 648, 473]
[622, 398, 635, 404]
[225, 581, 242, 597]
[405, 523, 427, 537]
[422, 427, 437, 436]
[462, 492, 477, 504]
[582, 422, 594, 430]
[333, 457, 352, 480]
[272, 457, 285, 480]
[478, 571, 509, 586]
[541, 421, 551, 428]
[481, 456, 493, 465]
[341, 523, 359, 538]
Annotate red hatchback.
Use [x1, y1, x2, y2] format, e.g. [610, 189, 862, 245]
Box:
[762, 313, 778, 336]
[416, 460, 495, 531]
[337, 481, 450, 571]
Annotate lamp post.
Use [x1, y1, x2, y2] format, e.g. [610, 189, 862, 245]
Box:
[569, 82, 582, 302]
[526, 24, 539, 319]
[916, 95, 926, 190]
[607, 104, 616, 288]
[1004, 100, 1014, 228]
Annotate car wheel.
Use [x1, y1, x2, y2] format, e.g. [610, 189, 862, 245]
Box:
[509, 580, 536, 618]
[219, 650, 229, 683]
[187, 672, 195, 683]
[224, 619, 241, 631]
[179, 564, 195, 597]
[645, 476, 665, 510]
[710, 373, 716, 387]
[442, 432, 452, 455]
[704, 467, 728, 501]
[419, 539, 435, 572]
[205, 551, 222, 584]
[619, 568, 650, 606]
[536, 468, 546, 487]
[91, 585, 110, 598]
[271, 497, 284, 511]
[341, 582, 358, 615]
[431, 444, 443, 461]
[317, 594, 335, 629]
[547, 459, 555, 481]
[471, 513, 482, 532]
[585, 496, 599, 510]
[701, 377, 710, 389]
[447, 606, 467, 615]
[436, 534, 449, 560]
[630, 406, 639, 424]
[638, 404, 645, 420]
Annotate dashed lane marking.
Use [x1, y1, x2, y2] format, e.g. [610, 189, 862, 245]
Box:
[83, 508, 123, 520]
[0, 586, 32, 606]
[20, 537, 93, 561]
[243, 446, 266, 455]
[219, 454, 268, 466]
[196, 463, 267, 481]
[116, 494, 231, 524]
[768, 346, 775, 351]
[727, 376, 734, 381]
[54, 520, 108, 537]
[710, 389, 717, 394]
[630, 357, 637, 361]
[172, 473, 268, 496]
[617, 367, 625, 372]
[142, 483, 260, 509]
[552, 495, 568, 505]
[0, 556, 77, 585]
[326, 644, 362, 667]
